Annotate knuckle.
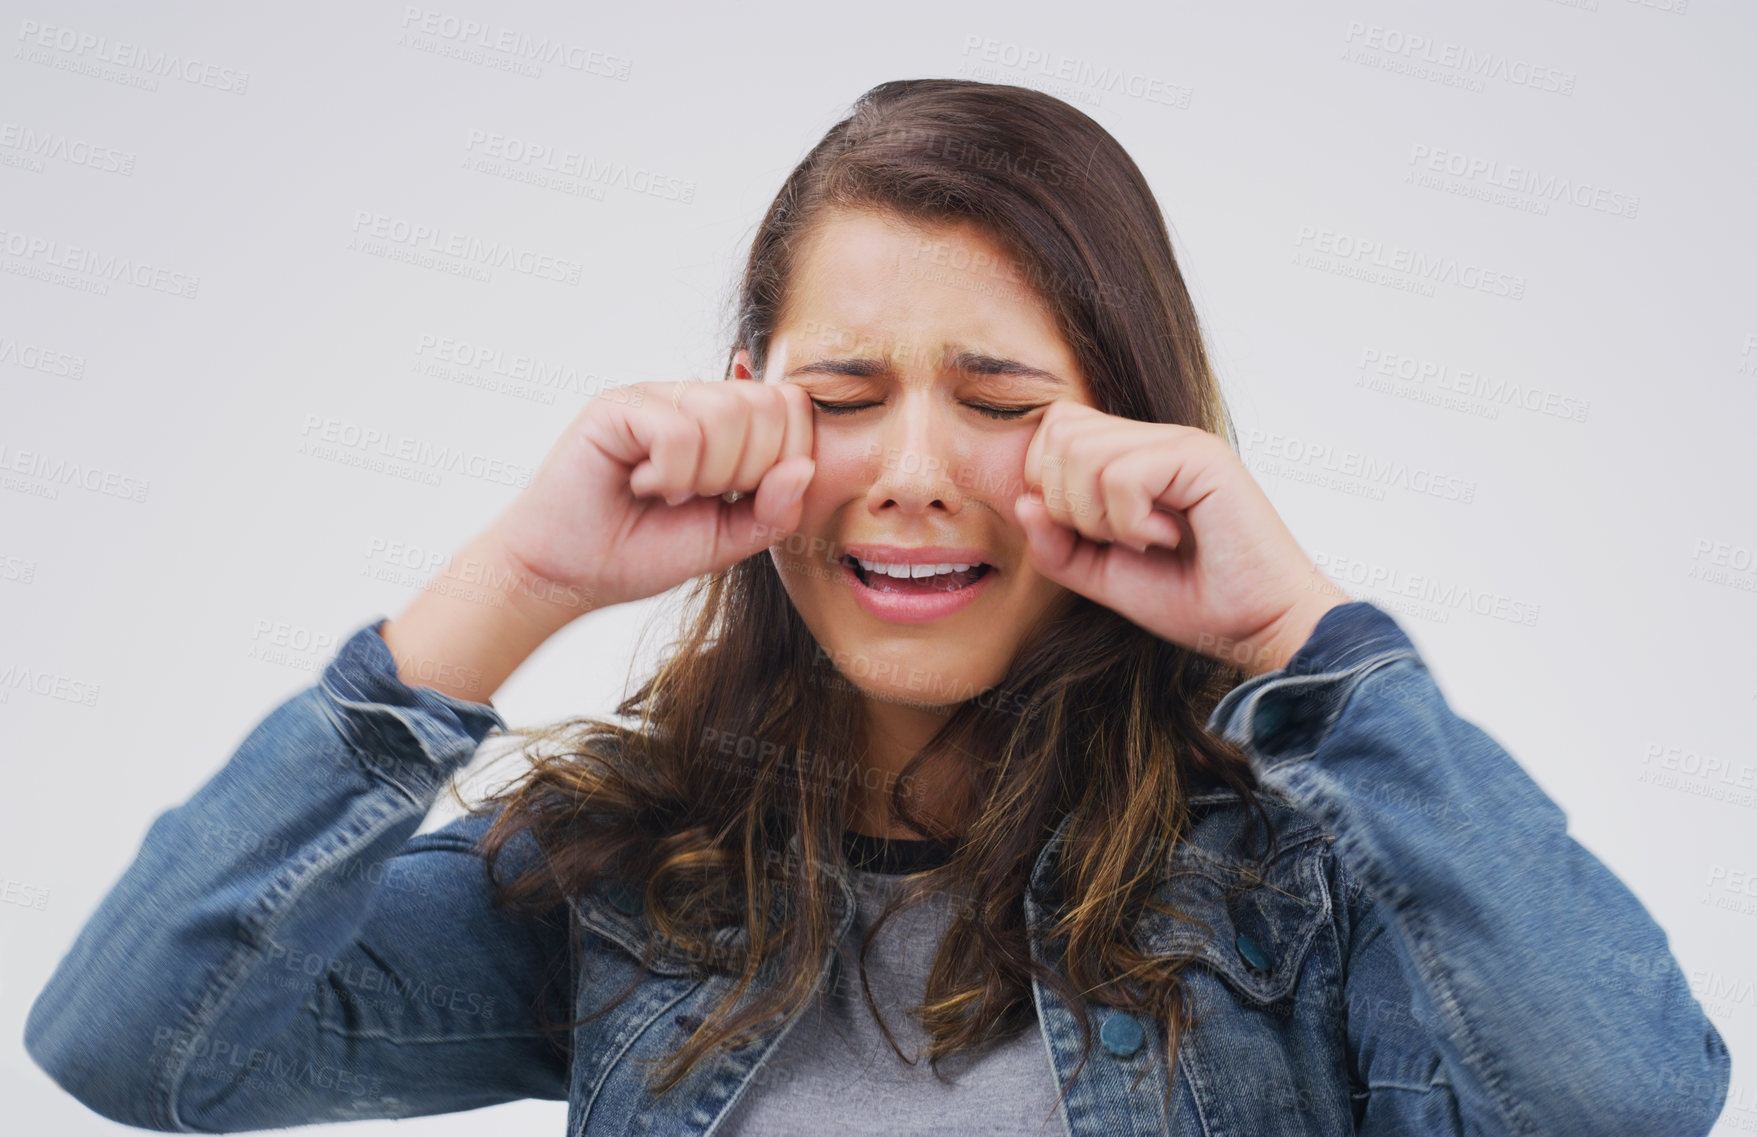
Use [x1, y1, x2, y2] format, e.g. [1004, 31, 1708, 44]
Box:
[1097, 463, 1132, 497]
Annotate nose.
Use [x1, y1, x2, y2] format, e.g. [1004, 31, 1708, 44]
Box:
[863, 389, 964, 516]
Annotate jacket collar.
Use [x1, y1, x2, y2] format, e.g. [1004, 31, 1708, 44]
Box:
[574, 782, 1320, 983]
[1025, 782, 1297, 904]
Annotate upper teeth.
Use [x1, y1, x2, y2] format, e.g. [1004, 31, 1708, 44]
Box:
[854, 557, 979, 579]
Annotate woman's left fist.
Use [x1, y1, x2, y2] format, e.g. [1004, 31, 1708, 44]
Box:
[1012, 401, 1352, 676]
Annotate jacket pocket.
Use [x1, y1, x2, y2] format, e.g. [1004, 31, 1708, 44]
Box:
[1135, 831, 1331, 1007]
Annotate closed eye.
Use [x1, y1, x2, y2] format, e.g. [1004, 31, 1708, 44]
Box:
[809, 399, 878, 416]
[810, 399, 1038, 420]
[967, 403, 1036, 420]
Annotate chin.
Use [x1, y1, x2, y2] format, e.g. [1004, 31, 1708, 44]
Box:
[854, 681, 963, 713]
[835, 635, 1011, 710]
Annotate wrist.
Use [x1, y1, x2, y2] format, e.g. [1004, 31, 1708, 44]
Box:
[1234, 580, 1353, 679]
[484, 530, 603, 636]
[378, 529, 595, 705]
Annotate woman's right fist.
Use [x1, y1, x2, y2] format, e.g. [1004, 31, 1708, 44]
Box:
[489, 378, 816, 617]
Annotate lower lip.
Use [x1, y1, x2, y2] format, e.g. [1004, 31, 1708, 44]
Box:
[841, 558, 995, 624]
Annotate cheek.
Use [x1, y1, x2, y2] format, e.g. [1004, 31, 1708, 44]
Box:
[806, 432, 877, 494]
[970, 433, 1032, 501]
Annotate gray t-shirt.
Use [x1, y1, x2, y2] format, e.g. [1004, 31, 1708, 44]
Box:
[716, 836, 1065, 1137]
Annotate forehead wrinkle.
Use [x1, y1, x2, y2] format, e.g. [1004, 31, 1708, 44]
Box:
[774, 211, 1080, 394]
[783, 350, 1069, 394]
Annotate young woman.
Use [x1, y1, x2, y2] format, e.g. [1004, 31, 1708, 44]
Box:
[26, 79, 1729, 1136]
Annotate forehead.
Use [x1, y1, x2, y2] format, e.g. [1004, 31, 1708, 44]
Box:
[775, 208, 1077, 378]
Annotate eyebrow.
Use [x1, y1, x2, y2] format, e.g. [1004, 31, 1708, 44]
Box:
[785, 349, 1070, 387]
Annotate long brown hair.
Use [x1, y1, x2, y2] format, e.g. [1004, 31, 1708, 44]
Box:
[473, 78, 1280, 1119]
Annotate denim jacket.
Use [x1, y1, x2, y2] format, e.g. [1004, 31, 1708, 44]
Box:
[25, 601, 1731, 1135]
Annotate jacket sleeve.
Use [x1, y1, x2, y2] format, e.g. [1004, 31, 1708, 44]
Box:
[23, 618, 573, 1132]
[1206, 601, 1732, 1137]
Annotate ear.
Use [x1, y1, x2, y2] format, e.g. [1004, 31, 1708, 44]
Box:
[732, 348, 757, 381]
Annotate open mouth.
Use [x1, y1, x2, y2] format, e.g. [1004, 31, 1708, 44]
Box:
[843, 555, 993, 594]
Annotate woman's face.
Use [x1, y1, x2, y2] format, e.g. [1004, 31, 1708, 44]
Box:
[734, 207, 1095, 715]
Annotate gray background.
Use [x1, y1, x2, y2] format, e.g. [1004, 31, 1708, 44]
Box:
[3, 0, 1752, 1133]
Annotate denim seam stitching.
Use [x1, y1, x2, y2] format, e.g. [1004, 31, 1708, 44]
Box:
[1025, 944, 1079, 1137]
[322, 694, 468, 807]
[1249, 650, 1540, 1133]
[1173, 1031, 1218, 1137]
[310, 1023, 553, 1043]
[1233, 651, 1420, 767]
[1272, 756, 1538, 1136]
[574, 897, 702, 978]
[1164, 823, 1331, 877]
[702, 935, 848, 1136]
[1325, 840, 1363, 1077]
[157, 794, 423, 1129]
[574, 980, 700, 1133]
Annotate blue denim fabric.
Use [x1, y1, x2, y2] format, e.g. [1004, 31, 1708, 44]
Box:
[25, 602, 1731, 1135]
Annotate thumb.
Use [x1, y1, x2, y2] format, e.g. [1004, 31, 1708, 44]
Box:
[1012, 492, 1117, 615]
[1019, 492, 1082, 586]
[733, 457, 816, 554]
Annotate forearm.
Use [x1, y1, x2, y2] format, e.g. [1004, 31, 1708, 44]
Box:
[378, 525, 597, 704]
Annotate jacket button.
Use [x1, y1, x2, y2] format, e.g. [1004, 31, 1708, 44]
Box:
[1254, 698, 1288, 737]
[1099, 1012, 1144, 1058]
[1235, 932, 1271, 971]
[607, 881, 643, 915]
